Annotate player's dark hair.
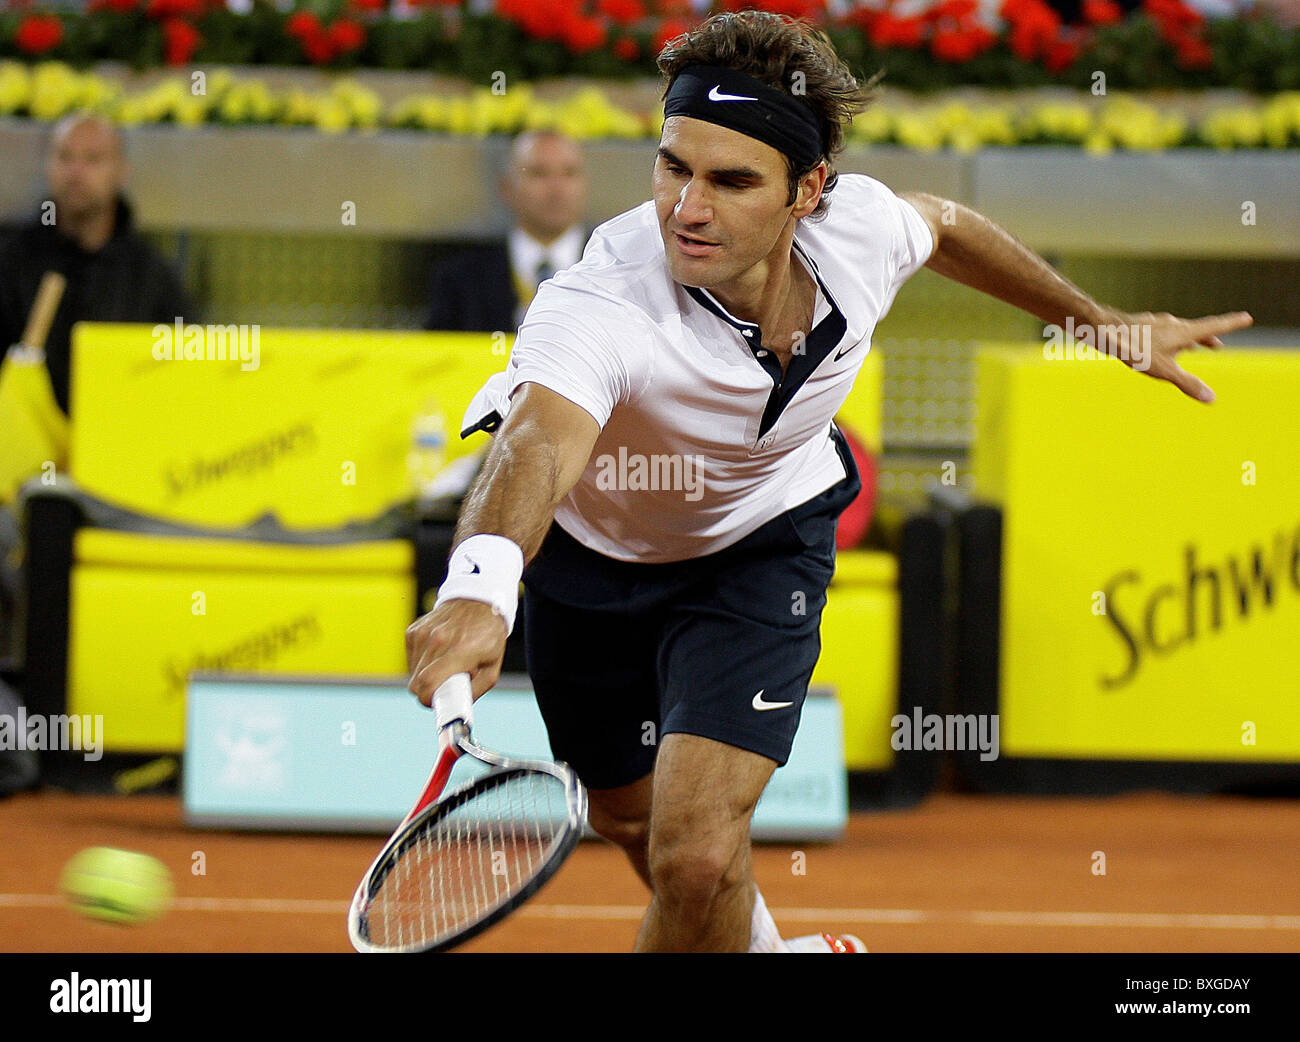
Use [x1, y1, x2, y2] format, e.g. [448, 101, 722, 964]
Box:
[657, 11, 876, 222]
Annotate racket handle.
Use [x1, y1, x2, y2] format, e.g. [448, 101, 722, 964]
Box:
[433, 673, 474, 734]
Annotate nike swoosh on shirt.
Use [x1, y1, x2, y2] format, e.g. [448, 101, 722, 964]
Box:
[752, 690, 794, 711]
[833, 341, 860, 361]
[709, 86, 757, 102]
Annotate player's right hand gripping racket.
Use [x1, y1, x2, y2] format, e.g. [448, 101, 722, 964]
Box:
[347, 673, 587, 953]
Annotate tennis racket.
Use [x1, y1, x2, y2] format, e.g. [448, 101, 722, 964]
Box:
[347, 672, 587, 953]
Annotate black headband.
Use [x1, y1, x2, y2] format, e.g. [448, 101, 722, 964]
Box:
[662, 64, 825, 172]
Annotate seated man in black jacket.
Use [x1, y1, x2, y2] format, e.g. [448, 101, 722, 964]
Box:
[0, 112, 197, 416]
[424, 129, 588, 334]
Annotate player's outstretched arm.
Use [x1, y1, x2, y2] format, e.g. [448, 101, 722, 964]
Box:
[899, 191, 1253, 404]
[406, 382, 600, 705]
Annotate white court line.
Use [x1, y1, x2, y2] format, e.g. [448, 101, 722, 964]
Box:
[4, 893, 1300, 930]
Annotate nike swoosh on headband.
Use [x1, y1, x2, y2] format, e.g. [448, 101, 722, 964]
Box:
[708, 85, 757, 102]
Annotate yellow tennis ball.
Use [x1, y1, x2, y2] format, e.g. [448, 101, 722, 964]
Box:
[60, 847, 173, 926]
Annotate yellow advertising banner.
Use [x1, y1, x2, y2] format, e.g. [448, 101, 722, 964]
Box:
[68, 530, 414, 751]
[816, 550, 899, 770]
[974, 345, 1300, 761]
[69, 324, 507, 529]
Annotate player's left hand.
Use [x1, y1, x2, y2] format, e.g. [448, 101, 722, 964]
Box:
[1101, 310, 1253, 403]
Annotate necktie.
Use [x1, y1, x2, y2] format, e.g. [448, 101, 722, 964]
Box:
[535, 257, 555, 289]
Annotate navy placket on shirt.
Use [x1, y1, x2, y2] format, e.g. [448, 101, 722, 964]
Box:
[684, 243, 848, 446]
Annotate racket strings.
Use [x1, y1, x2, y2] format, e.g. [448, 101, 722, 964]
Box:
[364, 769, 571, 951]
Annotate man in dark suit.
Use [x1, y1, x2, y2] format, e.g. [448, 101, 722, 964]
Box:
[424, 130, 588, 333]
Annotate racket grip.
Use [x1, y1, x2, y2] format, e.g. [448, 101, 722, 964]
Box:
[433, 673, 474, 733]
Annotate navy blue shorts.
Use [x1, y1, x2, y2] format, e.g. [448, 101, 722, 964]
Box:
[521, 429, 861, 791]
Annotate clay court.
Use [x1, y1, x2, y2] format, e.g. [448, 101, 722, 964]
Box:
[3, 788, 1297, 954]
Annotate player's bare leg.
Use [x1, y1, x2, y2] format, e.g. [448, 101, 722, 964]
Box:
[585, 773, 654, 889]
[635, 733, 776, 952]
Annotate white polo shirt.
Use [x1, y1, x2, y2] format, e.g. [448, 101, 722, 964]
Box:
[464, 173, 934, 564]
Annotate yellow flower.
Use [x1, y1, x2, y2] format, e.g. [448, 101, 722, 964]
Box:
[851, 106, 892, 143]
[29, 62, 81, 121]
[466, 88, 515, 136]
[894, 113, 943, 153]
[115, 98, 147, 128]
[948, 126, 981, 153]
[415, 97, 447, 131]
[523, 101, 559, 132]
[1202, 107, 1263, 150]
[207, 69, 234, 99]
[934, 100, 972, 135]
[315, 97, 351, 134]
[173, 94, 208, 127]
[331, 80, 381, 129]
[972, 107, 1017, 146]
[1100, 96, 1168, 151]
[282, 89, 318, 126]
[1158, 113, 1187, 148]
[1028, 101, 1092, 141]
[1083, 130, 1112, 155]
[0, 62, 30, 116]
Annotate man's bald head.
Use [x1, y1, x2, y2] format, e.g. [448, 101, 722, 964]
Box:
[501, 130, 587, 245]
[46, 113, 126, 225]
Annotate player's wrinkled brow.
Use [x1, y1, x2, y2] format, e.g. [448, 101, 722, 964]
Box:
[656, 146, 764, 183]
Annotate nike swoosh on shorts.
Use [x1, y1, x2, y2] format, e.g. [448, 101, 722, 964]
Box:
[752, 690, 794, 711]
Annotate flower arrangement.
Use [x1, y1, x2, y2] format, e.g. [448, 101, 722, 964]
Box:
[1, 0, 1299, 91]
[4, 59, 1298, 149]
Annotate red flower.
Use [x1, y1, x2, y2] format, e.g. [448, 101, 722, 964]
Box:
[328, 18, 367, 53]
[1081, 0, 1123, 25]
[1004, 0, 1061, 60]
[162, 17, 202, 64]
[1144, 0, 1203, 24]
[653, 17, 693, 55]
[14, 14, 62, 55]
[1173, 34, 1213, 68]
[286, 11, 322, 40]
[870, 12, 926, 49]
[931, 27, 982, 63]
[562, 14, 607, 54]
[301, 32, 335, 65]
[498, 0, 574, 41]
[598, 0, 644, 24]
[740, 0, 824, 16]
[1044, 37, 1079, 72]
[348, 0, 387, 11]
[613, 35, 639, 61]
[929, 0, 979, 22]
[146, 0, 204, 20]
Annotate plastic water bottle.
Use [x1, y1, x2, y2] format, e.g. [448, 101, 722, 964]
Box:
[408, 399, 447, 500]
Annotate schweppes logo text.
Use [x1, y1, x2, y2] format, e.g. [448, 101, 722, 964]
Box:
[1100, 518, 1300, 688]
[163, 614, 323, 699]
[163, 422, 316, 499]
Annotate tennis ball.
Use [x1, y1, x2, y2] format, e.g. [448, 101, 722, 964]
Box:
[60, 847, 173, 926]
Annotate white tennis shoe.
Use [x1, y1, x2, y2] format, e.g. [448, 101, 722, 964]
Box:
[785, 932, 868, 953]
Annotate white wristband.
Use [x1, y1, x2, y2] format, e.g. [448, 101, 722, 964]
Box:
[434, 534, 525, 635]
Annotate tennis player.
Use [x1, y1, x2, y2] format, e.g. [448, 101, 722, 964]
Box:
[406, 11, 1252, 952]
